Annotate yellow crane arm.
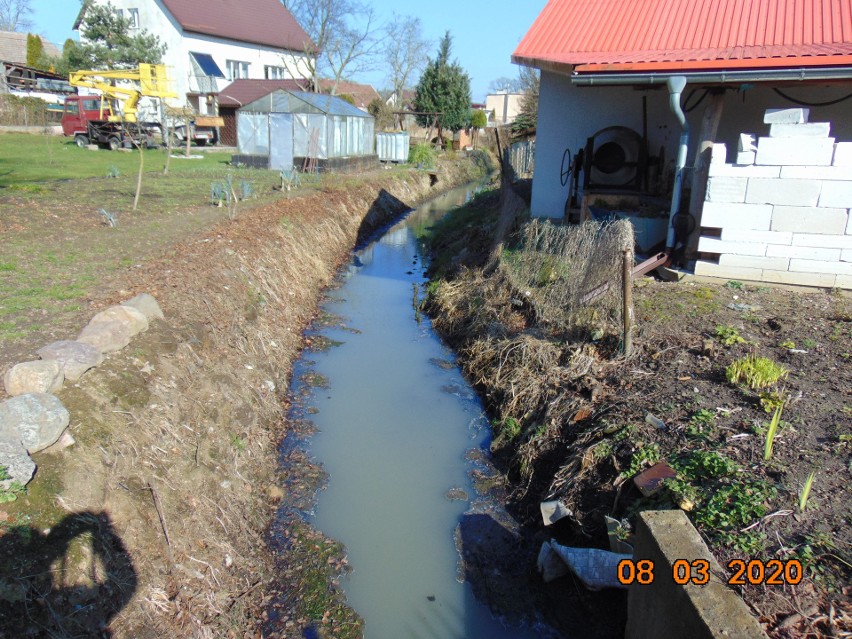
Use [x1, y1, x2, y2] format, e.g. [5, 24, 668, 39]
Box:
[69, 63, 178, 123]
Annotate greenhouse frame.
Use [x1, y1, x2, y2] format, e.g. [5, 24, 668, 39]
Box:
[236, 89, 376, 171]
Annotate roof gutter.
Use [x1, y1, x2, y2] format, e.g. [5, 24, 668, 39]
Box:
[666, 76, 688, 251]
[571, 66, 852, 86]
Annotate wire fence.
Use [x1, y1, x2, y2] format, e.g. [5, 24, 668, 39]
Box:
[502, 218, 634, 334]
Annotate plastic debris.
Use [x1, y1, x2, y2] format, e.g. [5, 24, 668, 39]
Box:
[537, 541, 570, 583]
[546, 541, 632, 590]
[540, 500, 573, 526]
[645, 413, 667, 430]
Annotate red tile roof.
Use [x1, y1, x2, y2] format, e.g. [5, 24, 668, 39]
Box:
[217, 79, 309, 107]
[160, 0, 314, 53]
[314, 79, 381, 109]
[513, 0, 852, 73]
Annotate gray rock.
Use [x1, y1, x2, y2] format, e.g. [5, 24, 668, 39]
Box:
[89, 305, 148, 336]
[0, 426, 35, 489]
[122, 293, 164, 321]
[77, 320, 131, 353]
[0, 393, 70, 453]
[3, 360, 64, 396]
[37, 340, 104, 381]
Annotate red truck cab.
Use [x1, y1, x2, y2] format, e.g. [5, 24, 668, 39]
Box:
[61, 95, 113, 147]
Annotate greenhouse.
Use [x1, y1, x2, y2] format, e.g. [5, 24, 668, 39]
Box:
[236, 89, 376, 171]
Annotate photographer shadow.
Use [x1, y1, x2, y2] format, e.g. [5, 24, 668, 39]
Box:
[0, 510, 137, 638]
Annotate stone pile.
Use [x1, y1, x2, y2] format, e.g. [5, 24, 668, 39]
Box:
[0, 293, 163, 491]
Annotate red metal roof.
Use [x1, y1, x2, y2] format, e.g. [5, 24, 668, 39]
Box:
[217, 79, 309, 108]
[513, 0, 852, 73]
[160, 0, 314, 53]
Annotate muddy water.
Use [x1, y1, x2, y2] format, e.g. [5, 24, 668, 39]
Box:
[293, 183, 540, 638]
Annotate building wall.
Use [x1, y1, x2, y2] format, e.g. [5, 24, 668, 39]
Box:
[531, 70, 852, 220]
[485, 92, 524, 125]
[695, 114, 852, 290]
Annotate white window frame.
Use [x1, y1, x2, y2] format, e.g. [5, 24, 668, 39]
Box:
[227, 60, 250, 81]
[264, 65, 287, 80]
[127, 8, 140, 29]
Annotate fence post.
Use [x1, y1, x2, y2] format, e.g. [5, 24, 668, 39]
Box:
[622, 249, 634, 357]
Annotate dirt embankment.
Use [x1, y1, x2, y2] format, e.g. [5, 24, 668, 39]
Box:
[0, 157, 491, 638]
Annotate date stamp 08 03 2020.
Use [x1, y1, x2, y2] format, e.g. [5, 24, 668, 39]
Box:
[616, 558, 804, 587]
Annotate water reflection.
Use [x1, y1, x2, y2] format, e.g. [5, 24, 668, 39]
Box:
[297, 182, 542, 638]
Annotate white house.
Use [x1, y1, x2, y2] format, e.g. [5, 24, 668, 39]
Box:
[74, 0, 314, 116]
[513, 0, 852, 290]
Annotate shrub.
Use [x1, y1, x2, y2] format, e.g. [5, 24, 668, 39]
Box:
[408, 142, 436, 168]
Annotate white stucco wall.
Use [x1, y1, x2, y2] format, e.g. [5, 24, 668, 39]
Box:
[531, 69, 852, 219]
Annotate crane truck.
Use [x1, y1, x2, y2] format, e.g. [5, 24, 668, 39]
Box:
[61, 63, 220, 149]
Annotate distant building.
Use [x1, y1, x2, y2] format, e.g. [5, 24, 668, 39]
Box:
[485, 91, 524, 126]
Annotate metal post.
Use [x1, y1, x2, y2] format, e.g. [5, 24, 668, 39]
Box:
[622, 249, 634, 357]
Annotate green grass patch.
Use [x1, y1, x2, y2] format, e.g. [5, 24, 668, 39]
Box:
[726, 354, 789, 390]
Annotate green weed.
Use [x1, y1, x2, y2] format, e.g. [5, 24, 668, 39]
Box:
[759, 390, 787, 414]
[798, 470, 816, 512]
[764, 404, 784, 461]
[726, 354, 789, 390]
[779, 339, 796, 349]
[726, 280, 745, 290]
[715, 325, 746, 346]
[0, 465, 26, 504]
[685, 409, 716, 439]
[620, 443, 661, 479]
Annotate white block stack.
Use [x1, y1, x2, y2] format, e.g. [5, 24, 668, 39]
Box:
[698, 108, 852, 289]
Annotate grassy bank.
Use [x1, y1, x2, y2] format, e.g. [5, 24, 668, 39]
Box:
[423, 183, 851, 638]
[0, 139, 492, 637]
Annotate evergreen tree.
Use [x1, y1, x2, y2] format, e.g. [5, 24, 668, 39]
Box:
[413, 32, 471, 138]
[67, 1, 166, 70]
[25, 33, 41, 67]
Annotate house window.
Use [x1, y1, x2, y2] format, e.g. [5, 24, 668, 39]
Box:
[114, 8, 140, 29]
[226, 60, 250, 80]
[264, 65, 287, 79]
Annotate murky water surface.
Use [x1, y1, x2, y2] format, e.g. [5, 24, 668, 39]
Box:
[292, 182, 538, 638]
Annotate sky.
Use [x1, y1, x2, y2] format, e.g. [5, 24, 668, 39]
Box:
[28, 0, 548, 101]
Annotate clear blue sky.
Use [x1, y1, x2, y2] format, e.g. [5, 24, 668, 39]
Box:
[29, 0, 547, 101]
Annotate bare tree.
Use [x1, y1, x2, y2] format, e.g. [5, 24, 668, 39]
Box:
[383, 14, 429, 106]
[286, 0, 382, 93]
[0, 0, 33, 32]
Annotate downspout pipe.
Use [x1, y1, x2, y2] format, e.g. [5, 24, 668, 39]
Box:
[666, 75, 689, 250]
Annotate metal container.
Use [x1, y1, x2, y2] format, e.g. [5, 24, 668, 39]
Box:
[376, 131, 409, 162]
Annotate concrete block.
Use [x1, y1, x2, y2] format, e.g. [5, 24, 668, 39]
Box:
[708, 163, 781, 178]
[710, 143, 727, 165]
[790, 259, 852, 275]
[764, 107, 809, 124]
[755, 136, 835, 166]
[818, 181, 852, 208]
[705, 176, 748, 203]
[720, 228, 792, 244]
[762, 269, 837, 287]
[694, 261, 764, 281]
[738, 133, 757, 152]
[848, 214, 852, 234]
[780, 165, 852, 181]
[843, 249, 852, 262]
[767, 244, 842, 261]
[833, 142, 852, 166]
[836, 274, 852, 289]
[769, 122, 830, 138]
[772, 206, 849, 234]
[719, 254, 790, 270]
[792, 233, 852, 249]
[700, 202, 773, 230]
[736, 151, 755, 165]
[625, 510, 768, 639]
[746, 178, 822, 206]
[697, 237, 767, 257]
